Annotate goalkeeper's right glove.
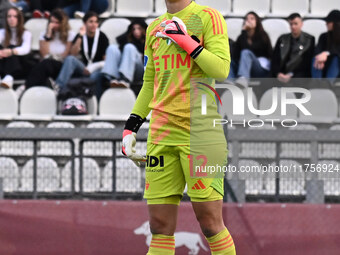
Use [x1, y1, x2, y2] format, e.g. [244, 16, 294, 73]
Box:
[122, 114, 146, 167]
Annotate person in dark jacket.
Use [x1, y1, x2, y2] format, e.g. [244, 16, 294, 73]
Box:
[101, 19, 147, 88]
[271, 13, 315, 83]
[312, 10, 340, 79]
[234, 11, 273, 87]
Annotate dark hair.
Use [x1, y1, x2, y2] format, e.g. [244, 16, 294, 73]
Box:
[245, 11, 271, 45]
[4, 7, 25, 48]
[48, 8, 70, 43]
[127, 19, 147, 43]
[287, 13, 302, 21]
[83, 11, 99, 23]
[328, 22, 340, 47]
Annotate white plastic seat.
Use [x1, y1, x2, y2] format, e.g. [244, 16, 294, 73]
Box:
[20, 157, 60, 192]
[303, 19, 327, 42]
[317, 160, 340, 196]
[99, 0, 115, 17]
[262, 19, 290, 47]
[0, 87, 18, 120]
[232, 0, 270, 17]
[270, 0, 309, 17]
[101, 159, 142, 192]
[17, 87, 56, 121]
[299, 89, 337, 123]
[225, 18, 243, 41]
[219, 87, 258, 121]
[69, 19, 83, 34]
[309, 0, 339, 17]
[100, 18, 131, 44]
[95, 88, 136, 121]
[1, 122, 34, 156]
[24, 18, 48, 51]
[154, 0, 167, 16]
[61, 158, 100, 192]
[195, 0, 231, 16]
[39, 122, 75, 156]
[115, 0, 153, 17]
[0, 157, 19, 192]
[259, 88, 298, 121]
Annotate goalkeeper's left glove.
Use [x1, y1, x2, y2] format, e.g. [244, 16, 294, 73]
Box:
[156, 17, 203, 59]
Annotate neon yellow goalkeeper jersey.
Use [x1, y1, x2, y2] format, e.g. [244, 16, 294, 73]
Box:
[132, 1, 230, 146]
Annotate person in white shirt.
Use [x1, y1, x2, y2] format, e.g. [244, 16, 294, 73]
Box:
[0, 7, 31, 89]
[24, 8, 74, 90]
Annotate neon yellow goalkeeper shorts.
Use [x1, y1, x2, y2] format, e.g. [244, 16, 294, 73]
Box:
[144, 143, 228, 205]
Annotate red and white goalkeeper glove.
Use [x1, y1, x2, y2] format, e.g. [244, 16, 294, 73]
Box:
[156, 17, 203, 59]
[122, 114, 146, 167]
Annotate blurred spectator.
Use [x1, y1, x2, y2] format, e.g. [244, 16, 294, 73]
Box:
[10, 0, 29, 13]
[312, 10, 340, 80]
[0, 0, 12, 28]
[30, 0, 59, 18]
[24, 9, 74, 91]
[227, 38, 237, 80]
[271, 13, 315, 83]
[0, 7, 32, 89]
[55, 11, 109, 99]
[59, 0, 109, 18]
[234, 11, 272, 87]
[101, 19, 147, 89]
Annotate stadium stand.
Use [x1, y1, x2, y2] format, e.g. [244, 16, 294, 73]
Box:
[100, 18, 131, 44]
[270, 0, 309, 17]
[262, 19, 290, 47]
[24, 18, 48, 51]
[115, 0, 153, 17]
[0, 87, 18, 121]
[279, 160, 305, 195]
[195, 0, 231, 16]
[154, 0, 167, 16]
[232, 0, 270, 17]
[302, 19, 327, 42]
[318, 160, 340, 196]
[0, 157, 19, 192]
[308, 0, 339, 17]
[225, 18, 243, 41]
[69, 18, 83, 34]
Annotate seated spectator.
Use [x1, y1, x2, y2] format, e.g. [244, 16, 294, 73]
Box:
[101, 19, 147, 89]
[312, 10, 340, 80]
[30, 0, 59, 18]
[10, 0, 29, 13]
[0, 7, 32, 89]
[271, 13, 315, 83]
[59, 0, 109, 18]
[54, 11, 109, 99]
[23, 9, 74, 91]
[234, 11, 272, 87]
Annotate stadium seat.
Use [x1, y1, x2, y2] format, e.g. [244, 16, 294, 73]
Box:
[0, 87, 18, 121]
[61, 158, 100, 193]
[262, 19, 290, 47]
[99, 0, 115, 18]
[1, 122, 34, 156]
[225, 18, 243, 41]
[259, 88, 298, 121]
[0, 157, 19, 192]
[317, 160, 340, 196]
[303, 19, 327, 43]
[115, 0, 153, 17]
[195, 0, 231, 16]
[95, 88, 136, 121]
[309, 0, 339, 17]
[100, 18, 131, 44]
[232, 0, 270, 17]
[20, 157, 60, 192]
[146, 18, 156, 25]
[17, 87, 56, 121]
[154, 0, 167, 16]
[102, 159, 142, 192]
[270, 0, 309, 17]
[69, 19, 83, 34]
[299, 89, 337, 123]
[24, 18, 48, 51]
[279, 160, 305, 195]
[238, 160, 263, 195]
[83, 122, 116, 157]
[219, 86, 258, 121]
[38, 122, 75, 156]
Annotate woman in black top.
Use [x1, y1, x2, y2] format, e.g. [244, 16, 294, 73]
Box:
[312, 10, 340, 79]
[234, 12, 272, 86]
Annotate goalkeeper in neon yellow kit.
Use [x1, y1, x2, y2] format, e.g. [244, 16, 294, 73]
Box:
[122, 1, 236, 254]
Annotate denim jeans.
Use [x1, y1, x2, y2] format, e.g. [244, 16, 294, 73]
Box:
[101, 43, 144, 83]
[237, 49, 270, 78]
[311, 55, 340, 79]
[56, 56, 103, 98]
[63, 0, 109, 17]
[227, 59, 238, 80]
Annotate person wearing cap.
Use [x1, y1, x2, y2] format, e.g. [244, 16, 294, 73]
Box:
[101, 19, 147, 90]
[312, 9, 340, 79]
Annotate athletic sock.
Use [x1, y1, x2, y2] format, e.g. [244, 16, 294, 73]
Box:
[146, 234, 175, 255]
[206, 228, 236, 255]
